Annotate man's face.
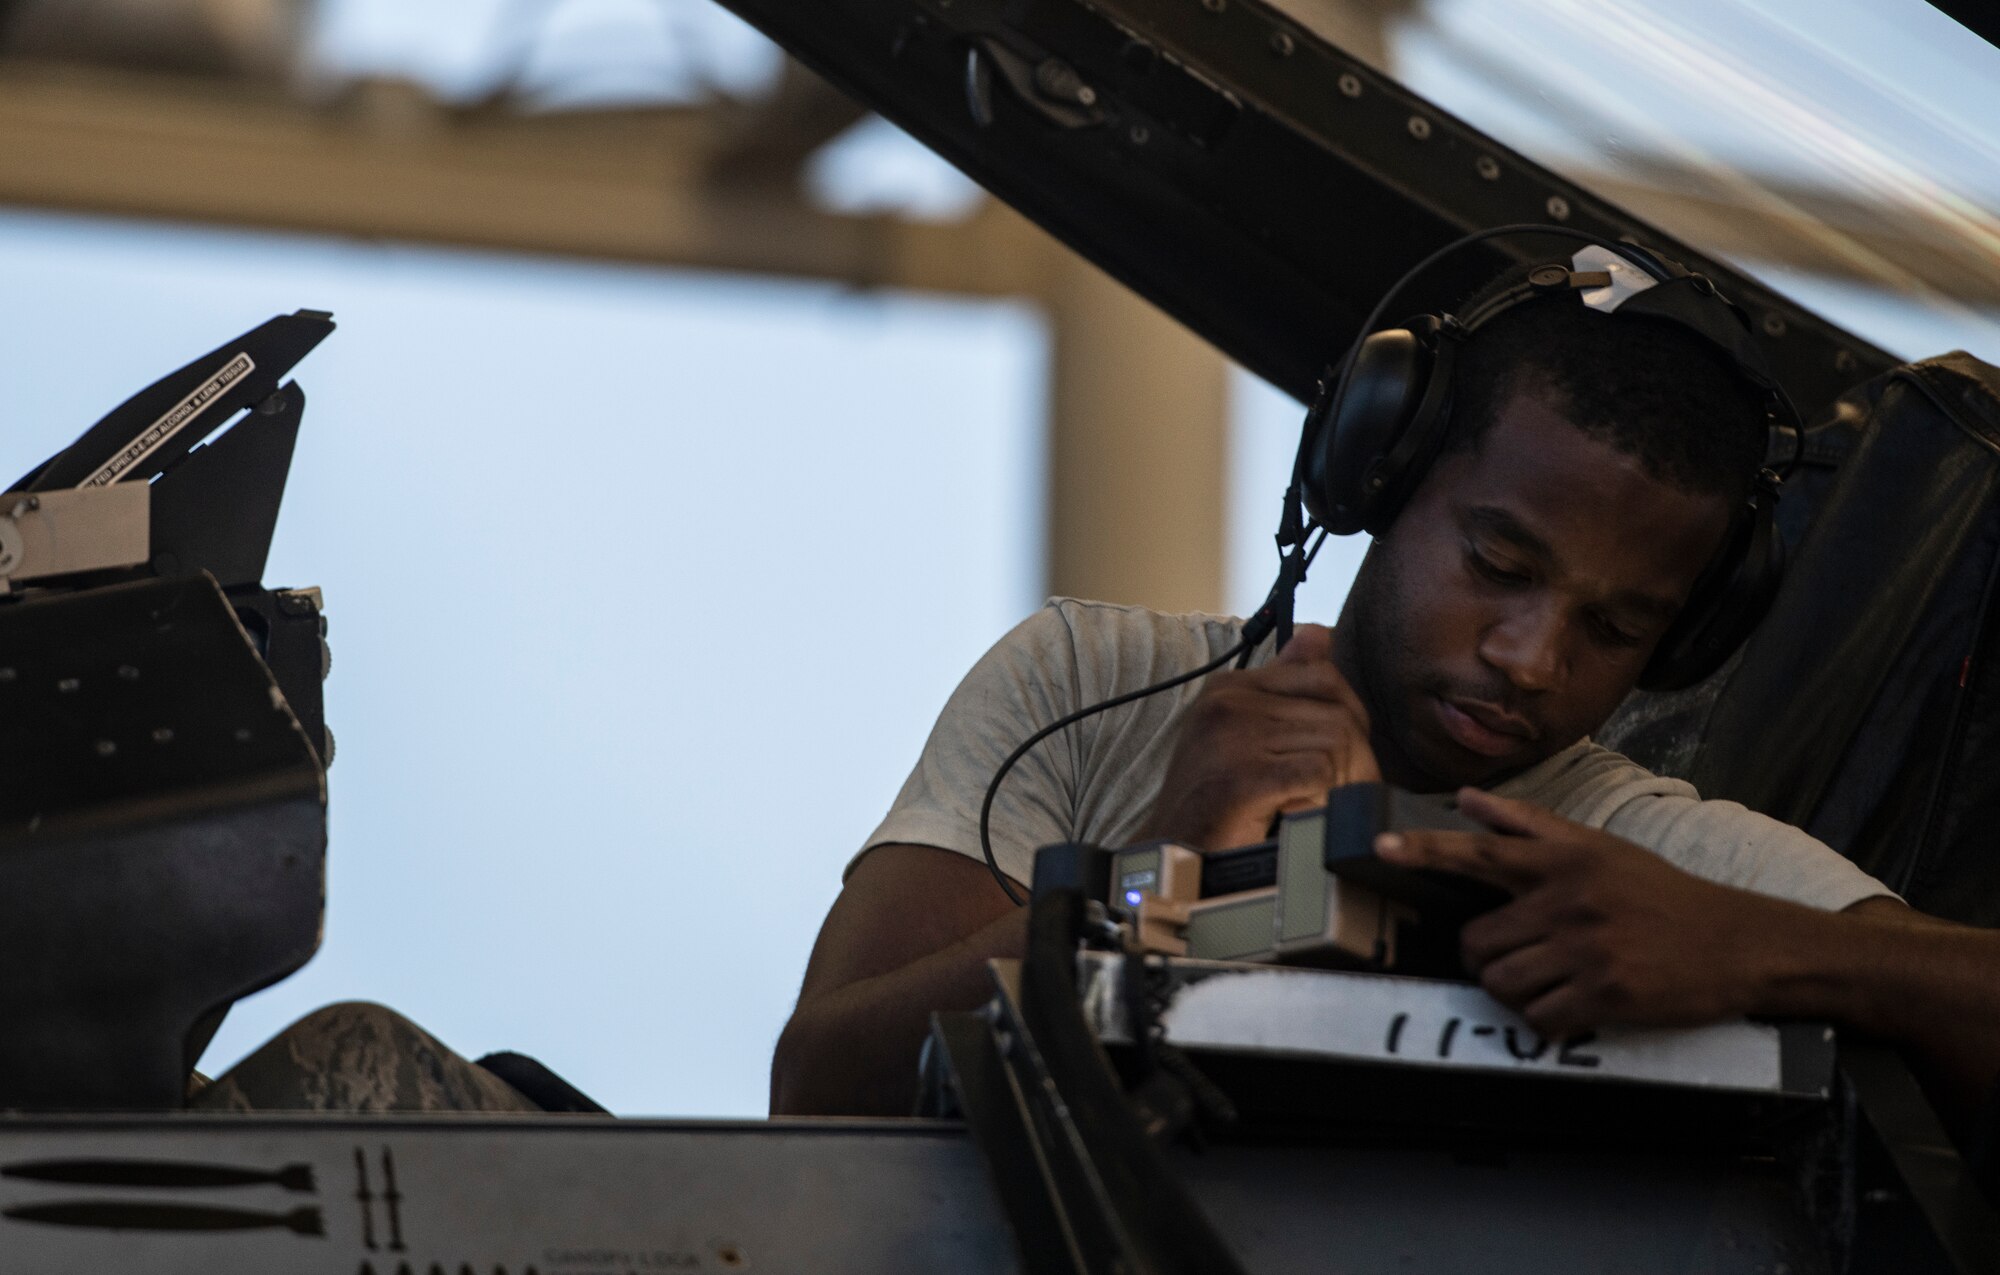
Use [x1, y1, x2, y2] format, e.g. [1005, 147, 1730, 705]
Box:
[1338, 388, 1735, 792]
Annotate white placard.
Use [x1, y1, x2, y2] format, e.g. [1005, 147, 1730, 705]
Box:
[1083, 956, 1786, 1093]
[83, 352, 255, 488]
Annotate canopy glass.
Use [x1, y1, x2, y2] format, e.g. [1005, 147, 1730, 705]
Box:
[1272, 0, 2000, 358]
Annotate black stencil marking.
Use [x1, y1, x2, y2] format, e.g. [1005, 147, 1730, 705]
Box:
[354, 1148, 377, 1252]
[2, 1158, 314, 1193]
[4, 1200, 322, 1235]
[381, 1149, 406, 1252]
[1558, 1032, 1602, 1068]
[1503, 1027, 1549, 1061]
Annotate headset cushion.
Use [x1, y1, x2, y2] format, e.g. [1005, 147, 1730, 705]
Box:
[1309, 326, 1440, 534]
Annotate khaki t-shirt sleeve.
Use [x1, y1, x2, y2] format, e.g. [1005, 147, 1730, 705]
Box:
[1507, 742, 1897, 912]
[1599, 793, 1896, 912]
[850, 603, 1084, 886]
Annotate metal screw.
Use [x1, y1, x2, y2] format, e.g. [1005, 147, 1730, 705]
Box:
[1033, 58, 1095, 109]
[152, 727, 174, 744]
[1762, 313, 1787, 338]
[1269, 30, 1294, 55]
[1476, 155, 1501, 180]
[118, 664, 139, 681]
[1129, 123, 1150, 145]
[1338, 73, 1362, 98]
[1545, 195, 1571, 221]
[57, 677, 79, 693]
[1407, 116, 1431, 140]
[94, 739, 116, 758]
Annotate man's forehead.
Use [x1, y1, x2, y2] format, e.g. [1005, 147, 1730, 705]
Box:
[1450, 392, 1658, 499]
[1440, 395, 1732, 604]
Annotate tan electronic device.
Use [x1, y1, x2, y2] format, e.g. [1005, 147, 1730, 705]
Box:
[1106, 785, 1504, 973]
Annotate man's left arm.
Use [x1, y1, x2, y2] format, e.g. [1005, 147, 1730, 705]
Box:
[1380, 789, 2000, 1135]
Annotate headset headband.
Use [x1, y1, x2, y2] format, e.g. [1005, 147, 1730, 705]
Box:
[1288, 224, 1801, 550]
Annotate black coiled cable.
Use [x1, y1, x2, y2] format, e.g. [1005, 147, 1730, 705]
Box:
[978, 531, 1327, 905]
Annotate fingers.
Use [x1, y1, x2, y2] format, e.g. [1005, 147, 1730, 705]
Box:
[1192, 623, 1368, 735]
[1374, 827, 1551, 893]
[1250, 627, 1371, 730]
[1459, 894, 1560, 971]
[1235, 693, 1370, 735]
[1254, 741, 1381, 789]
[1519, 983, 1600, 1040]
[1457, 926, 1604, 1037]
[1173, 756, 1358, 850]
[1248, 659, 1369, 720]
[1272, 623, 1334, 665]
[1456, 787, 1567, 838]
[1258, 749, 1342, 795]
[1147, 625, 1381, 849]
[1255, 707, 1379, 787]
[1254, 744, 1380, 799]
[1475, 940, 1573, 1007]
[1189, 656, 1378, 790]
[1338, 746, 1381, 786]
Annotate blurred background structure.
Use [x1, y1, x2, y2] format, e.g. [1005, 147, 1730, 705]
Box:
[0, 0, 1994, 1115]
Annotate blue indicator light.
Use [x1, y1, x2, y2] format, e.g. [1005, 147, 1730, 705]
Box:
[1124, 889, 1144, 907]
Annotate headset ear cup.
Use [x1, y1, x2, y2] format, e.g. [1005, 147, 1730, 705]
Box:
[1639, 494, 1784, 692]
[1304, 324, 1451, 535]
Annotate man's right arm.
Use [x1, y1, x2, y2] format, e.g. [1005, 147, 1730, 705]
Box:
[771, 622, 1376, 1116]
[769, 844, 1025, 1117]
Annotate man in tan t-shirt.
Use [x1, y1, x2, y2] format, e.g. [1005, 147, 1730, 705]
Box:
[771, 295, 2000, 1133]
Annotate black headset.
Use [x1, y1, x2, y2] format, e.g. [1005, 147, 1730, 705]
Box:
[979, 225, 1806, 906]
[1289, 224, 1801, 693]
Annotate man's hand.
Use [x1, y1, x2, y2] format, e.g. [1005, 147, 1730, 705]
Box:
[1136, 624, 1379, 851]
[1377, 788, 1782, 1037]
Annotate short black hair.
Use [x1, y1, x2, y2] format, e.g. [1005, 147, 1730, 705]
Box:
[1444, 282, 1770, 503]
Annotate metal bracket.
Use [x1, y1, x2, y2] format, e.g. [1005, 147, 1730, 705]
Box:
[0, 485, 150, 593]
[966, 37, 1105, 130]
